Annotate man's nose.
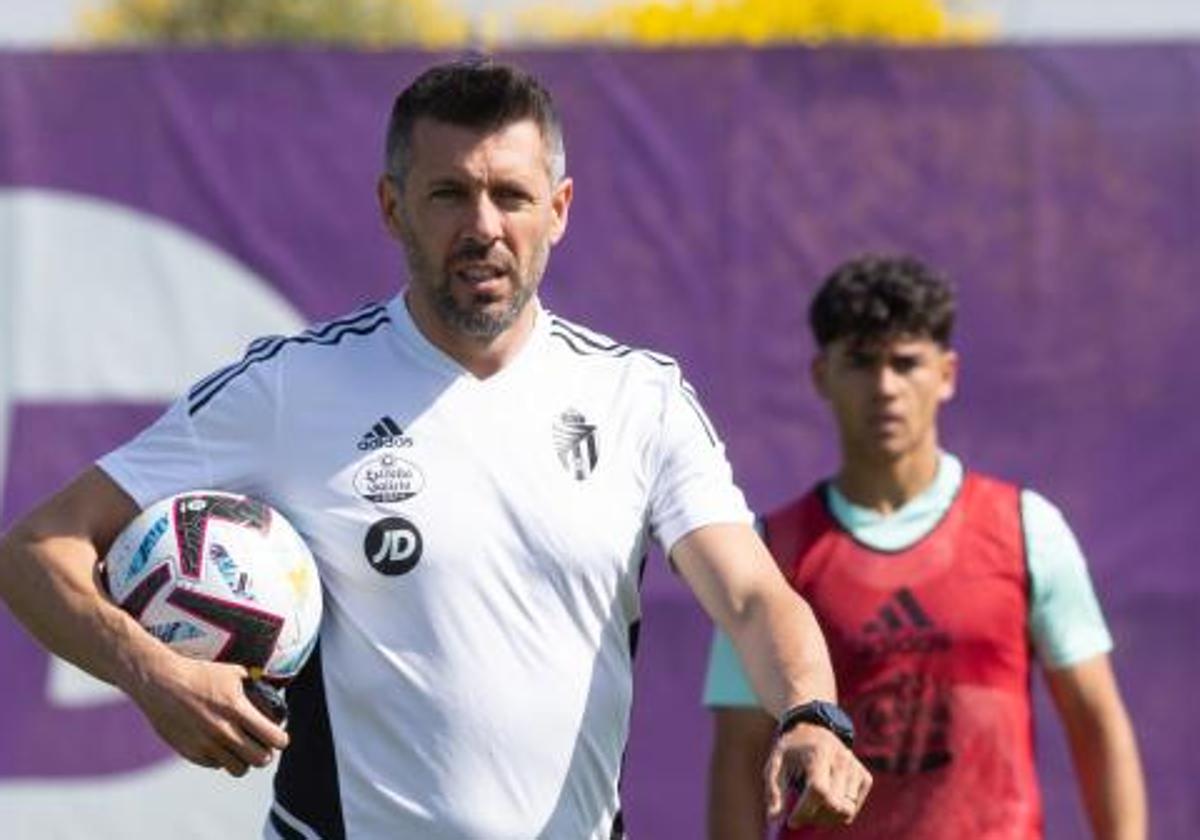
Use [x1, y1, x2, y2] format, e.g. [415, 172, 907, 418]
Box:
[462, 193, 503, 243]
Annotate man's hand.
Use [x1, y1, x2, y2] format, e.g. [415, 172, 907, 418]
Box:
[126, 652, 290, 777]
[764, 723, 872, 828]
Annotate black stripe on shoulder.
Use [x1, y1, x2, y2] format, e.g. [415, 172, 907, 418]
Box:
[300, 302, 389, 341]
[246, 334, 281, 354]
[188, 303, 386, 403]
[549, 318, 677, 368]
[189, 303, 386, 404]
[549, 321, 633, 359]
[550, 317, 624, 351]
[679, 383, 718, 446]
[549, 318, 714, 442]
[549, 328, 633, 359]
[188, 335, 286, 402]
[188, 306, 390, 417]
[638, 348, 677, 368]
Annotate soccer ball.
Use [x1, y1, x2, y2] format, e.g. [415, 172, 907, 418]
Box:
[102, 491, 322, 682]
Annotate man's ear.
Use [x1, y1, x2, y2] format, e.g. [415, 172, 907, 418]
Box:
[377, 174, 406, 242]
[939, 348, 959, 403]
[548, 177, 573, 246]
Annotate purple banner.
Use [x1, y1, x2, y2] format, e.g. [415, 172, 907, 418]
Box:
[0, 46, 1196, 837]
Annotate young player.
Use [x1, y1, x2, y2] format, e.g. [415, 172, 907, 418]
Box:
[704, 254, 1146, 839]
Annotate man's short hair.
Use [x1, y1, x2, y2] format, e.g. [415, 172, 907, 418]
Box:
[809, 254, 956, 348]
[384, 56, 566, 186]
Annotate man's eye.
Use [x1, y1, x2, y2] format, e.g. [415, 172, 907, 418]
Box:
[493, 189, 532, 208]
[892, 358, 919, 374]
[430, 187, 464, 200]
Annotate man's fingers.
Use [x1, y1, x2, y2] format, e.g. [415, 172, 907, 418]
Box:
[183, 749, 222, 769]
[178, 718, 276, 773]
[786, 780, 816, 827]
[207, 742, 251, 777]
[215, 664, 288, 751]
[237, 692, 290, 752]
[182, 739, 246, 776]
[763, 743, 786, 818]
[834, 756, 872, 822]
[787, 779, 857, 828]
[766, 724, 875, 829]
[772, 726, 872, 828]
[787, 784, 856, 828]
[786, 748, 831, 826]
[847, 772, 872, 813]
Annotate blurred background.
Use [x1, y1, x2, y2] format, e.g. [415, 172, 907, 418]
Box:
[1, 1, 1197, 838]
[5, 0, 1200, 45]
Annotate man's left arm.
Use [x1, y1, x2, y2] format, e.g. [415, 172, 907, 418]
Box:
[672, 522, 872, 828]
[1044, 654, 1147, 840]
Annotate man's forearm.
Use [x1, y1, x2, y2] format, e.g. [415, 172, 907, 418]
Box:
[725, 586, 837, 717]
[0, 467, 157, 695]
[678, 525, 871, 831]
[672, 522, 837, 717]
[0, 527, 162, 694]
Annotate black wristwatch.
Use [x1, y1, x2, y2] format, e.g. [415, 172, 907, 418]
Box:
[776, 700, 855, 749]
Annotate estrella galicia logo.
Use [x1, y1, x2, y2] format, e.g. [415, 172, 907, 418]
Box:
[354, 454, 426, 503]
[364, 516, 423, 576]
[358, 415, 413, 451]
[552, 408, 598, 480]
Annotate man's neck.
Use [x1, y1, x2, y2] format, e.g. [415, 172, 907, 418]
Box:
[833, 444, 941, 515]
[405, 292, 536, 379]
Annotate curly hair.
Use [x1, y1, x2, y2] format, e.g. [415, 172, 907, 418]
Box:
[384, 56, 566, 187]
[809, 254, 956, 348]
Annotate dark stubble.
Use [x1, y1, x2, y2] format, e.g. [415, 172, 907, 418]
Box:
[402, 233, 551, 341]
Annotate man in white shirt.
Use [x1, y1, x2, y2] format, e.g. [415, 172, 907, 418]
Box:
[0, 58, 869, 838]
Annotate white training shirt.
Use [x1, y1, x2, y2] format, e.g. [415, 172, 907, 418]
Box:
[99, 293, 751, 840]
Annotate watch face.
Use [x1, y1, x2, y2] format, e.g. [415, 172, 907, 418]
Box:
[823, 704, 854, 731]
[781, 701, 855, 748]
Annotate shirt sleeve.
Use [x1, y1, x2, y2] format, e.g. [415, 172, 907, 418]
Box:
[646, 367, 752, 555]
[702, 628, 761, 708]
[97, 344, 279, 507]
[1022, 489, 1114, 669]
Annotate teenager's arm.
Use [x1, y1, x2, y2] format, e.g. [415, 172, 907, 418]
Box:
[1044, 654, 1147, 840]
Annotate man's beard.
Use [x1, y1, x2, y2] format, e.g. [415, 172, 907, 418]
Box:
[433, 282, 531, 340]
[403, 235, 550, 341]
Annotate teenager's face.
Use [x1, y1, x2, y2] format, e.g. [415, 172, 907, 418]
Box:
[812, 334, 957, 465]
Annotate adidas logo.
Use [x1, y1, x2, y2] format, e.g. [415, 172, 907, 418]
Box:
[857, 588, 951, 659]
[357, 416, 413, 451]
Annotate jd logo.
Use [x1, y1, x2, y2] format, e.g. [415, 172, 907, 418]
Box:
[363, 516, 424, 576]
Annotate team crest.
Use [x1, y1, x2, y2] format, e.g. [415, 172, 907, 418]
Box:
[553, 408, 599, 480]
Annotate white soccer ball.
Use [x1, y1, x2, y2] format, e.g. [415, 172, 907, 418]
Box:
[102, 491, 322, 682]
